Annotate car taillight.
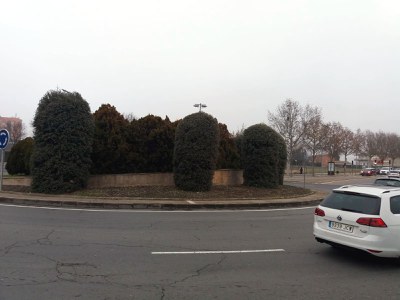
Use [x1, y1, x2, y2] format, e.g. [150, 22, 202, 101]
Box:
[314, 208, 325, 217]
[367, 249, 382, 253]
[356, 217, 387, 227]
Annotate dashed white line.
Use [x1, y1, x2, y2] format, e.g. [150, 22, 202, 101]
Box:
[152, 249, 285, 255]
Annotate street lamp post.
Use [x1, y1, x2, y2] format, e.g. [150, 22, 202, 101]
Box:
[194, 103, 207, 112]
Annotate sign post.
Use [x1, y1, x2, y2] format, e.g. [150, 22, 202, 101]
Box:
[0, 129, 10, 191]
[328, 161, 335, 176]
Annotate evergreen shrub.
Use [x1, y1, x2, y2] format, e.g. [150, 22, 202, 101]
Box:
[173, 112, 219, 191]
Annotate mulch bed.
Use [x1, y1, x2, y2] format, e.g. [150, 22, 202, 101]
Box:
[2, 184, 311, 199]
[72, 185, 311, 199]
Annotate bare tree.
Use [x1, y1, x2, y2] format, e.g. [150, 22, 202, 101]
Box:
[324, 122, 345, 162]
[123, 113, 137, 122]
[5, 119, 25, 144]
[268, 99, 307, 175]
[362, 130, 378, 167]
[341, 127, 354, 174]
[375, 131, 389, 167]
[386, 133, 400, 167]
[302, 106, 325, 176]
[352, 129, 365, 164]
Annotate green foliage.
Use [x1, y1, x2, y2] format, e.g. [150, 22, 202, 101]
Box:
[242, 124, 287, 188]
[91, 104, 129, 174]
[31, 90, 94, 193]
[173, 112, 220, 191]
[126, 115, 176, 173]
[5, 137, 34, 175]
[276, 134, 287, 185]
[217, 123, 241, 169]
[233, 133, 244, 168]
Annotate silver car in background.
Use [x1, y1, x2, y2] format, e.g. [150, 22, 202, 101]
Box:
[388, 170, 400, 178]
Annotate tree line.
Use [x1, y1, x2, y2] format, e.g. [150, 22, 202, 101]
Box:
[8, 95, 400, 185]
[6, 90, 286, 193]
[7, 103, 241, 177]
[268, 99, 400, 174]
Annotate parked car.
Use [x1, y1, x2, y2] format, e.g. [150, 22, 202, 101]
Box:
[374, 177, 400, 187]
[379, 167, 392, 175]
[388, 170, 400, 178]
[360, 168, 377, 176]
[314, 185, 400, 257]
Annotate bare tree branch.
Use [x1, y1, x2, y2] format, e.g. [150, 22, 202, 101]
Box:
[268, 99, 309, 174]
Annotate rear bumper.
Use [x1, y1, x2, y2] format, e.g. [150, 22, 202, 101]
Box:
[313, 223, 400, 258]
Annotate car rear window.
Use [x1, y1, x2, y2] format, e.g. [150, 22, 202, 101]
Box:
[390, 196, 400, 214]
[374, 179, 400, 187]
[320, 191, 381, 215]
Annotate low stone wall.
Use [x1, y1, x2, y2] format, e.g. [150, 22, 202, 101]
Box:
[87, 172, 174, 188]
[3, 170, 244, 189]
[212, 169, 243, 186]
[87, 170, 244, 188]
[3, 177, 32, 186]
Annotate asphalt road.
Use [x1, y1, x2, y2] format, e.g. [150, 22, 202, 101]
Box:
[288, 173, 378, 192]
[2, 182, 400, 300]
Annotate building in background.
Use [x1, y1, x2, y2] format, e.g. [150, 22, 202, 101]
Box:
[0, 116, 24, 147]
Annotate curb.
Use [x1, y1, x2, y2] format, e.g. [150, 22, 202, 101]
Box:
[0, 191, 326, 210]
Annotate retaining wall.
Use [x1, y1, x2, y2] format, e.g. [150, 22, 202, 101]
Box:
[3, 169, 244, 188]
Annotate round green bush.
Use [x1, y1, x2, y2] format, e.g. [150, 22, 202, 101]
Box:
[31, 90, 94, 193]
[6, 137, 34, 175]
[173, 112, 220, 191]
[242, 123, 287, 188]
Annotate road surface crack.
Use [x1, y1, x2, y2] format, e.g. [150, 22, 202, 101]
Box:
[174, 255, 226, 285]
[56, 262, 99, 282]
[0, 242, 20, 257]
[37, 230, 55, 245]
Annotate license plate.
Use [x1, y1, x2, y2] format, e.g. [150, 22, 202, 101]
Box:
[329, 221, 354, 233]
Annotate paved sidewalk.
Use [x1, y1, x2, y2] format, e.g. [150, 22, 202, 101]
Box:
[0, 173, 359, 209]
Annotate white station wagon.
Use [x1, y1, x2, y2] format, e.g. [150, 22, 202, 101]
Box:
[314, 185, 400, 258]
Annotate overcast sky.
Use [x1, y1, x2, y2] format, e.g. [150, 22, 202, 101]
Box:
[1, 0, 399, 136]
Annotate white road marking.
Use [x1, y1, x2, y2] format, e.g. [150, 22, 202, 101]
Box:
[0, 203, 316, 213]
[319, 179, 356, 184]
[152, 249, 285, 255]
[186, 200, 196, 204]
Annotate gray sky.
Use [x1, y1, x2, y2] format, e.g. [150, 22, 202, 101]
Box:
[1, 0, 399, 136]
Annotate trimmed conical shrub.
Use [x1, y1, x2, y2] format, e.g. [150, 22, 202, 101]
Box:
[242, 123, 287, 188]
[173, 112, 219, 191]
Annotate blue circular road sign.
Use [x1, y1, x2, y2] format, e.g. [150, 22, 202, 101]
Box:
[0, 129, 10, 149]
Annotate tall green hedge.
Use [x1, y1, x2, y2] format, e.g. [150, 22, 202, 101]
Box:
[242, 123, 286, 188]
[173, 112, 220, 191]
[31, 90, 94, 193]
[127, 115, 176, 173]
[277, 135, 287, 185]
[216, 123, 241, 169]
[5, 137, 34, 175]
[91, 104, 129, 174]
